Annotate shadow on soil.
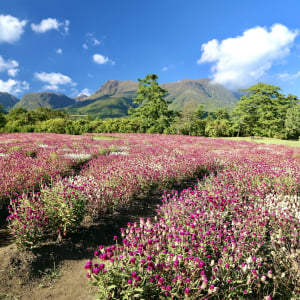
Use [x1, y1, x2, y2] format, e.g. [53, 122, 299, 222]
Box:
[2, 179, 199, 283]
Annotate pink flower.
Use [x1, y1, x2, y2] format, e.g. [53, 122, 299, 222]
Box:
[84, 260, 92, 270]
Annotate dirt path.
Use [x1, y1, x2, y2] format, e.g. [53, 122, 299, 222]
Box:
[0, 187, 175, 300]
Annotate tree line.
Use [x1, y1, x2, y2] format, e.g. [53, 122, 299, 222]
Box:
[1, 74, 300, 139]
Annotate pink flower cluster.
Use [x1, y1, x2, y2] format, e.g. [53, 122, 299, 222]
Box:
[85, 134, 300, 299]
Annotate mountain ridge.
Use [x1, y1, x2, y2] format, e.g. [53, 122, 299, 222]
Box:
[1, 78, 240, 118]
[0, 92, 20, 112]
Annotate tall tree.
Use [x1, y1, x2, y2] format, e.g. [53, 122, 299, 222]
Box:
[0, 105, 6, 129]
[232, 83, 298, 137]
[285, 104, 300, 139]
[170, 105, 205, 136]
[129, 74, 172, 132]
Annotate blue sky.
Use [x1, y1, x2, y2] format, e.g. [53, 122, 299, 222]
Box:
[1, 0, 300, 99]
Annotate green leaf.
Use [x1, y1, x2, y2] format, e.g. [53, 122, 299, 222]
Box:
[107, 284, 117, 290]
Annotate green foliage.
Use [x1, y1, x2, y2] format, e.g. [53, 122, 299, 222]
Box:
[0, 105, 6, 129]
[232, 83, 298, 137]
[8, 180, 87, 249]
[214, 108, 230, 120]
[169, 105, 206, 136]
[3, 82, 300, 140]
[129, 74, 173, 132]
[285, 104, 300, 139]
[35, 118, 74, 134]
[4, 107, 71, 133]
[205, 119, 232, 137]
[40, 181, 86, 241]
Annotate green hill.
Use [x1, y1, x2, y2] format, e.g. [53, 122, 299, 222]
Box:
[0, 93, 19, 112]
[65, 80, 138, 118]
[162, 79, 238, 112]
[67, 79, 239, 118]
[14, 92, 75, 110]
[9, 79, 240, 118]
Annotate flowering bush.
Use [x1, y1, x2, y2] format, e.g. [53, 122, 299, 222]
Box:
[7, 178, 86, 249]
[6, 133, 219, 248]
[86, 136, 300, 299]
[0, 132, 123, 202]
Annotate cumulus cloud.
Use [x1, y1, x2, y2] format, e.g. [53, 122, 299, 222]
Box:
[31, 18, 69, 34]
[56, 48, 63, 54]
[197, 23, 298, 89]
[0, 14, 27, 43]
[78, 88, 91, 96]
[93, 53, 115, 65]
[0, 79, 29, 95]
[34, 72, 76, 91]
[0, 56, 19, 77]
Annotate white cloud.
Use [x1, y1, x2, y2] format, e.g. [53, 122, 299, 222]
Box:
[56, 48, 63, 54]
[279, 71, 300, 81]
[43, 85, 60, 91]
[79, 88, 91, 96]
[162, 66, 168, 72]
[31, 18, 70, 34]
[0, 79, 29, 95]
[0, 14, 27, 43]
[8, 68, 19, 77]
[93, 53, 115, 65]
[83, 33, 101, 49]
[63, 20, 70, 34]
[197, 23, 298, 89]
[34, 72, 77, 90]
[0, 56, 19, 77]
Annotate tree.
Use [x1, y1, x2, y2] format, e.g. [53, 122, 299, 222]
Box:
[170, 105, 206, 136]
[285, 104, 300, 139]
[205, 119, 232, 137]
[129, 74, 172, 133]
[232, 83, 298, 137]
[36, 118, 73, 134]
[214, 108, 230, 120]
[0, 105, 6, 130]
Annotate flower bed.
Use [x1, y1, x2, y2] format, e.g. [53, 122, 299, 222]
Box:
[85, 135, 300, 299]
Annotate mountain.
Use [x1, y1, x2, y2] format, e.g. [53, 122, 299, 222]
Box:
[0, 93, 19, 112]
[66, 79, 239, 118]
[162, 79, 238, 112]
[73, 94, 89, 102]
[93, 80, 138, 97]
[13, 92, 76, 111]
[65, 80, 139, 118]
[9, 79, 241, 118]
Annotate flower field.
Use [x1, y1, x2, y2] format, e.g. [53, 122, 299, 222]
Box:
[1, 133, 300, 299]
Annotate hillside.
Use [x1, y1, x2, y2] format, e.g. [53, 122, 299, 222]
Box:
[66, 79, 239, 118]
[0, 92, 19, 112]
[13, 92, 76, 111]
[162, 79, 238, 111]
[65, 80, 138, 118]
[7, 79, 241, 118]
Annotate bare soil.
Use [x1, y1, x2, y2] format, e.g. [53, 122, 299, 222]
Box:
[0, 181, 197, 300]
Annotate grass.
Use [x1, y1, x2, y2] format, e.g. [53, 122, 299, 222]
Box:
[93, 135, 117, 140]
[38, 262, 61, 288]
[222, 136, 300, 147]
